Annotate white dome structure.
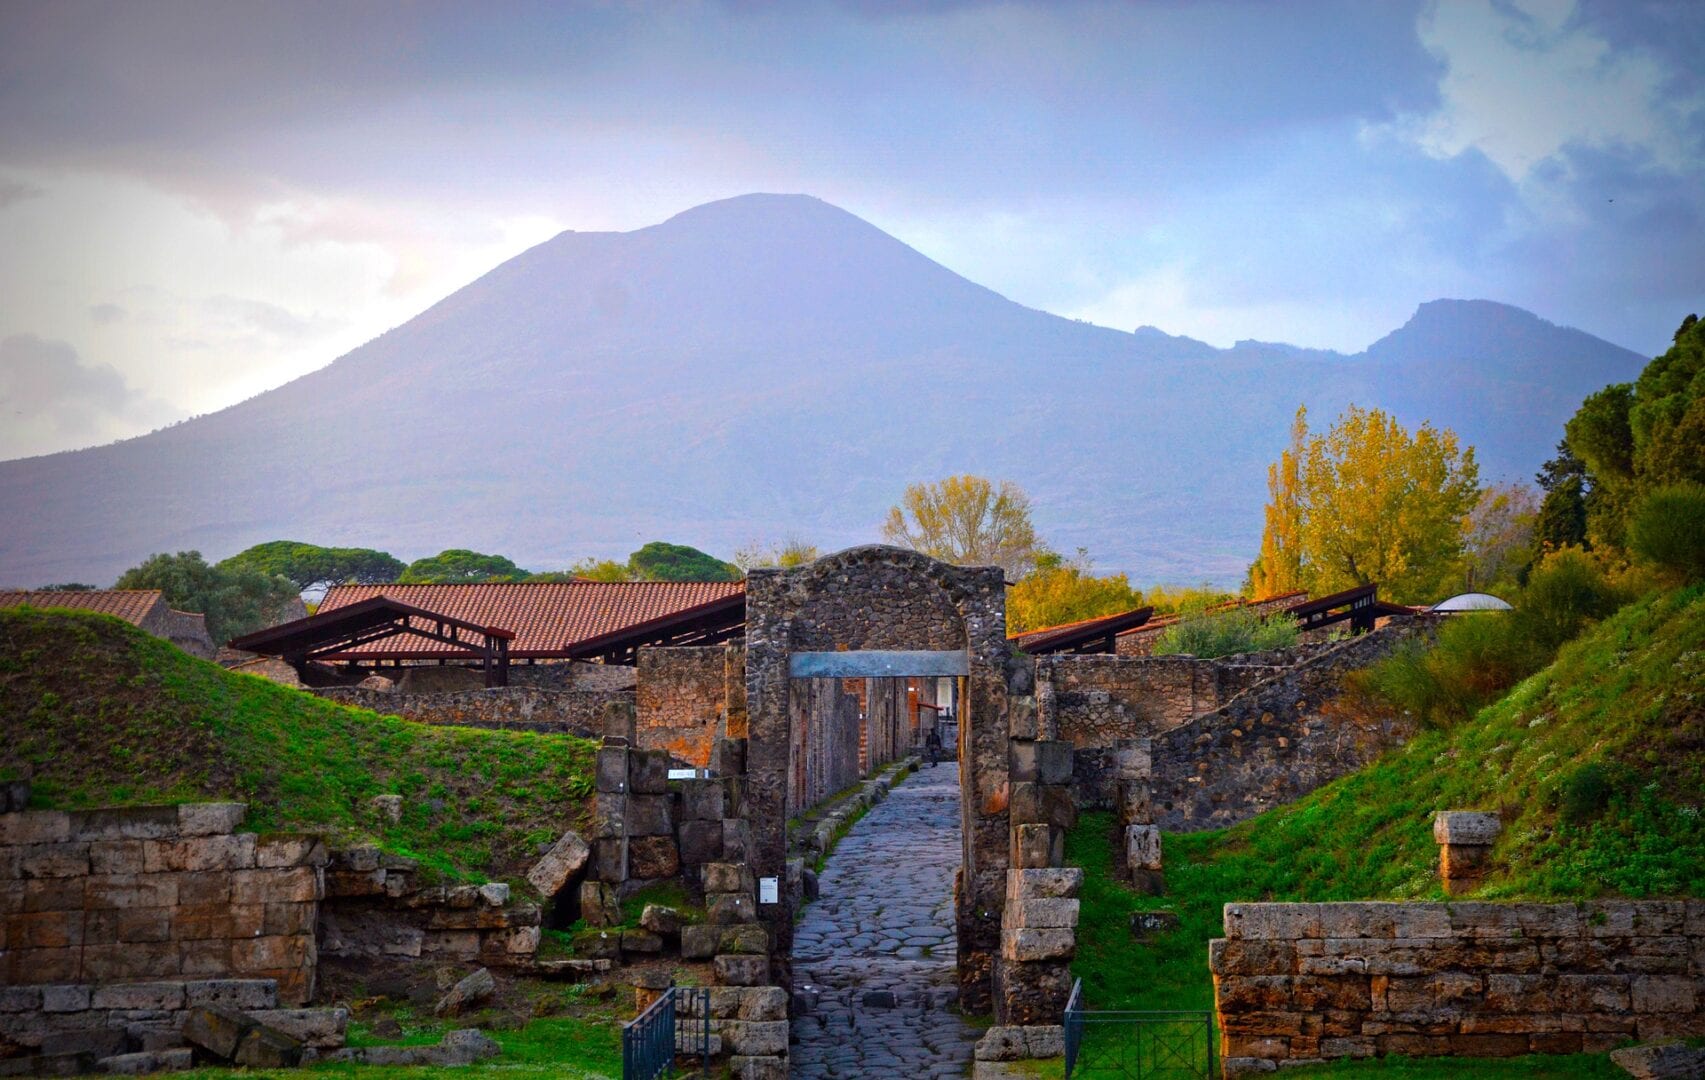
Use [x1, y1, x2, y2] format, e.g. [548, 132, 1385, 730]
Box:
[1430, 592, 1514, 613]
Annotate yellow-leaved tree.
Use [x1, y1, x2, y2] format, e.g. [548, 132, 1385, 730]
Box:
[1248, 405, 1481, 605]
[1006, 549, 1143, 634]
[882, 475, 1040, 578]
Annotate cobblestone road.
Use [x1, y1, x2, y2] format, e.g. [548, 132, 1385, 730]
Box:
[790, 762, 980, 1078]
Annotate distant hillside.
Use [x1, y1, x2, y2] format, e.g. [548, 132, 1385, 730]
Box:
[0, 194, 1647, 589]
[0, 608, 596, 882]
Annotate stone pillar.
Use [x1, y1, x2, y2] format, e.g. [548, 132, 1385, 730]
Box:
[1116, 739, 1162, 894]
[995, 739, 1077, 1026]
[1433, 811, 1501, 895]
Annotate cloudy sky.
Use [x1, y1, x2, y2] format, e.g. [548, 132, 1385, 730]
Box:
[1, 0, 1700, 460]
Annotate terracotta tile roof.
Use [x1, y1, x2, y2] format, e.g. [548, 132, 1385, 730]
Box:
[318, 580, 746, 658]
[0, 589, 166, 626]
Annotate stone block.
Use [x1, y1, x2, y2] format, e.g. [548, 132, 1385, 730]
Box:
[96, 1049, 194, 1074]
[679, 780, 725, 821]
[593, 794, 626, 840]
[1126, 824, 1163, 873]
[243, 1009, 347, 1050]
[69, 806, 180, 843]
[678, 819, 724, 865]
[1632, 975, 1698, 1014]
[714, 954, 769, 986]
[81, 941, 179, 982]
[629, 750, 671, 794]
[1433, 811, 1502, 846]
[736, 987, 788, 1021]
[1009, 782, 1075, 829]
[708, 892, 758, 924]
[183, 1005, 250, 1060]
[177, 803, 246, 837]
[1004, 898, 1079, 929]
[0, 986, 44, 1012]
[19, 843, 91, 879]
[729, 1054, 787, 1080]
[185, 980, 278, 1011]
[1011, 823, 1063, 869]
[703, 861, 755, 895]
[639, 904, 683, 936]
[602, 699, 637, 744]
[721, 924, 770, 955]
[479, 882, 510, 906]
[3, 945, 81, 984]
[579, 881, 620, 927]
[0, 811, 71, 847]
[1000, 928, 1074, 962]
[681, 925, 720, 960]
[254, 835, 327, 869]
[1119, 782, 1153, 827]
[620, 930, 664, 954]
[91, 983, 184, 1011]
[40, 985, 88, 1013]
[1114, 739, 1153, 780]
[233, 1024, 304, 1069]
[8, 910, 84, 949]
[721, 818, 752, 862]
[595, 748, 629, 794]
[1006, 867, 1082, 900]
[721, 1019, 788, 1056]
[625, 794, 674, 837]
[627, 835, 679, 879]
[591, 838, 627, 883]
[713, 737, 746, 778]
[434, 968, 496, 1017]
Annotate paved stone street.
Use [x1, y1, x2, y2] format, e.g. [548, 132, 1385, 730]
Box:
[790, 762, 980, 1078]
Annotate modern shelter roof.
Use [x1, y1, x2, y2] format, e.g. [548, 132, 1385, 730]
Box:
[0, 589, 166, 626]
[1011, 606, 1155, 655]
[317, 580, 746, 659]
[1431, 592, 1514, 613]
[228, 595, 515, 657]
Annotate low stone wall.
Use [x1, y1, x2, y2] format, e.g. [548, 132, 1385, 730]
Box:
[1150, 623, 1424, 831]
[311, 686, 627, 736]
[0, 977, 281, 1065]
[510, 661, 637, 692]
[0, 801, 323, 1004]
[317, 848, 541, 967]
[1211, 900, 1705, 1075]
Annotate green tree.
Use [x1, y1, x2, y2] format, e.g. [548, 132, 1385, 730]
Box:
[1533, 441, 1589, 553]
[625, 542, 740, 582]
[115, 551, 299, 642]
[1562, 314, 1705, 550]
[566, 559, 635, 582]
[1007, 549, 1143, 634]
[882, 475, 1040, 578]
[1628, 483, 1705, 583]
[35, 583, 97, 591]
[1250, 405, 1481, 605]
[399, 549, 530, 584]
[219, 540, 405, 592]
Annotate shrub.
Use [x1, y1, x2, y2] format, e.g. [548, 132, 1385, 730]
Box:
[1518, 547, 1628, 651]
[1628, 483, 1705, 583]
[1152, 606, 1298, 658]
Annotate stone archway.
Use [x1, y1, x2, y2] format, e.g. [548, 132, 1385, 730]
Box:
[743, 545, 1012, 1011]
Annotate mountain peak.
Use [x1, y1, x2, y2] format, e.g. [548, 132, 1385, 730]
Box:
[1362, 298, 1641, 366]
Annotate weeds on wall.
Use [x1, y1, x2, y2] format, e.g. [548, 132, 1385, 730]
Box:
[1151, 604, 1299, 659]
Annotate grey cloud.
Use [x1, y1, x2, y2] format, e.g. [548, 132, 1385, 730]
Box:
[0, 176, 44, 210]
[201, 295, 343, 341]
[88, 303, 127, 326]
[0, 334, 178, 458]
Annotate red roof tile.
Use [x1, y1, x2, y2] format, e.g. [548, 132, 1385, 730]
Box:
[318, 581, 746, 658]
[0, 589, 166, 626]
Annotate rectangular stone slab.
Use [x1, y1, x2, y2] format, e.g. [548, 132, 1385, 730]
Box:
[788, 650, 969, 678]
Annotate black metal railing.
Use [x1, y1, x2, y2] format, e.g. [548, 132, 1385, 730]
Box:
[623, 985, 676, 1080]
[1064, 979, 1216, 1079]
[623, 985, 713, 1080]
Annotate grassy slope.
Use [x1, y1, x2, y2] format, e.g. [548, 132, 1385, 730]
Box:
[0, 608, 598, 883]
[1068, 585, 1705, 1078]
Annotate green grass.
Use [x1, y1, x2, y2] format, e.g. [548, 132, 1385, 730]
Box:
[0, 608, 599, 883]
[1067, 585, 1705, 1077]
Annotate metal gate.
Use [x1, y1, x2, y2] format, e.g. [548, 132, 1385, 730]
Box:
[622, 986, 711, 1080]
[1063, 979, 1216, 1079]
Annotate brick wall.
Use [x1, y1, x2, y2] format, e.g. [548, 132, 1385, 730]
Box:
[637, 647, 730, 767]
[0, 802, 323, 1004]
[1211, 900, 1705, 1075]
[312, 686, 626, 737]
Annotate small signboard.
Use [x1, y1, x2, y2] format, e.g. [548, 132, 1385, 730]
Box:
[758, 876, 779, 904]
[667, 768, 711, 780]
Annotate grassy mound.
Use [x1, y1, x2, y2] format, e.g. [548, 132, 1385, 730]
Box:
[0, 608, 597, 883]
[1069, 585, 1705, 1075]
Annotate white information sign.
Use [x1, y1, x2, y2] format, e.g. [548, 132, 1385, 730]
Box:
[758, 876, 779, 904]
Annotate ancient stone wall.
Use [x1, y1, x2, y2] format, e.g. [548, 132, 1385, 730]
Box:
[0, 801, 323, 1004]
[789, 680, 863, 814]
[637, 647, 730, 767]
[311, 686, 625, 737]
[510, 661, 637, 692]
[744, 546, 1012, 1009]
[317, 848, 540, 968]
[1150, 623, 1424, 831]
[1211, 900, 1705, 1076]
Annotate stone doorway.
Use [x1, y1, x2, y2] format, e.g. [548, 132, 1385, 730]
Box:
[743, 546, 1014, 1011]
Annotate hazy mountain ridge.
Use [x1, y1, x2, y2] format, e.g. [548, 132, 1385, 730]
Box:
[0, 194, 1647, 590]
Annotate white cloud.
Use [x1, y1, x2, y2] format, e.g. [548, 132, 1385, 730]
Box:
[1391, 0, 1699, 182]
[0, 334, 179, 458]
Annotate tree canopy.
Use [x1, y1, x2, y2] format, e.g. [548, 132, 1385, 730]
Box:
[1564, 314, 1704, 551]
[733, 538, 820, 572]
[115, 550, 299, 642]
[1247, 405, 1481, 605]
[398, 549, 530, 584]
[1006, 549, 1143, 634]
[218, 540, 404, 592]
[1534, 441, 1590, 554]
[625, 541, 741, 582]
[882, 474, 1040, 578]
[1464, 482, 1538, 593]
